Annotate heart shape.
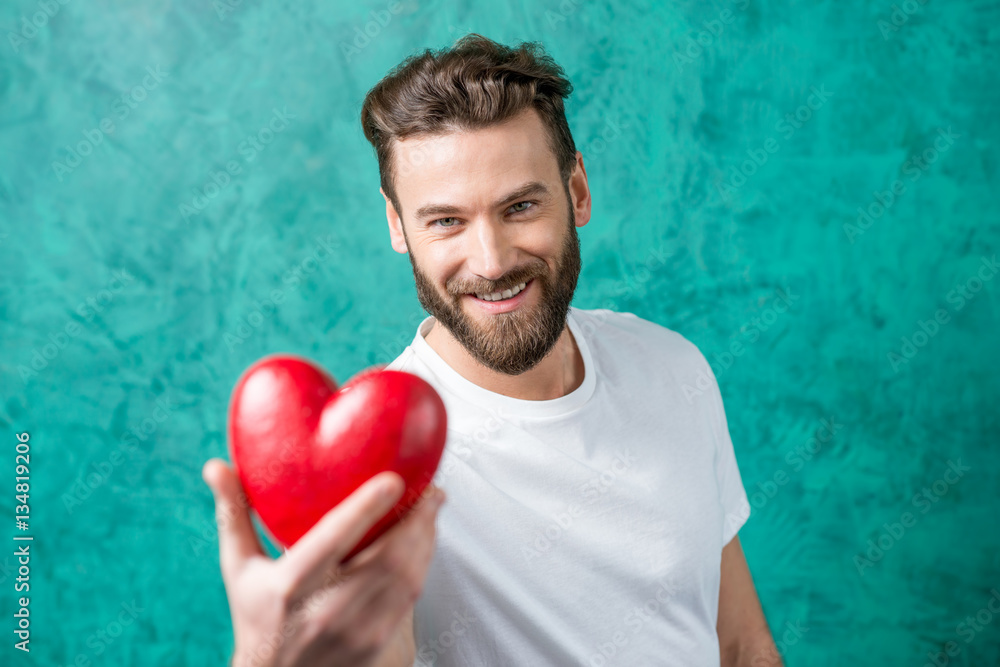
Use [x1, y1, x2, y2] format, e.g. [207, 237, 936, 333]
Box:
[227, 354, 447, 563]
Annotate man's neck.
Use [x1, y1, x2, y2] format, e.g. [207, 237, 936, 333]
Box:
[422, 318, 585, 401]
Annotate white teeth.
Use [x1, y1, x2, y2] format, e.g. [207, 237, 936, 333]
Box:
[475, 281, 528, 302]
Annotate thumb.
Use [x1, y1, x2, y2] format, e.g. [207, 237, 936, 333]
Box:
[202, 458, 264, 583]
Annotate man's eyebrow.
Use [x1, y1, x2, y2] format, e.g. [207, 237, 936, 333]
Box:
[414, 181, 551, 221]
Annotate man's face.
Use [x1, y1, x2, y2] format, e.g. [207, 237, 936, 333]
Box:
[384, 108, 588, 376]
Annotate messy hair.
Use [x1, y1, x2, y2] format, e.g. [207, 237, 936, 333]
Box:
[360, 33, 577, 218]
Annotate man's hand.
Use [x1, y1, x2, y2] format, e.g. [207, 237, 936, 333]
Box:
[202, 458, 445, 667]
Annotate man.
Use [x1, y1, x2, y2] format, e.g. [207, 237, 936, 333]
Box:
[203, 33, 781, 667]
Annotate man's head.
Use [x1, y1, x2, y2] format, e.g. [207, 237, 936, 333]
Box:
[360, 34, 590, 376]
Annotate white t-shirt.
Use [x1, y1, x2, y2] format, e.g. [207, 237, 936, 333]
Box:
[385, 306, 751, 666]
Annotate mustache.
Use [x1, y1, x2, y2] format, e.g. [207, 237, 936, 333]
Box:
[449, 268, 542, 295]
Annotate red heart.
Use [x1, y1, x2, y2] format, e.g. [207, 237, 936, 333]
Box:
[227, 354, 447, 563]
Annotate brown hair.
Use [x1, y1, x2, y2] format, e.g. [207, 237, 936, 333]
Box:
[360, 33, 577, 219]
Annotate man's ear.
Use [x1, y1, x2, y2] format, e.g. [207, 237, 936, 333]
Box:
[569, 151, 592, 229]
[381, 187, 408, 254]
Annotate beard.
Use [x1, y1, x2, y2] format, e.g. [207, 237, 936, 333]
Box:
[406, 193, 582, 376]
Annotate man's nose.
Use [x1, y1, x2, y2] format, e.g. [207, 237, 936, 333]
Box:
[466, 219, 516, 282]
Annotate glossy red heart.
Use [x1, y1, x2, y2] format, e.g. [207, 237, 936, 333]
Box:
[227, 354, 447, 563]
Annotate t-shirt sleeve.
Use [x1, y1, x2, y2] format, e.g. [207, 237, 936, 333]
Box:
[702, 358, 751, 546]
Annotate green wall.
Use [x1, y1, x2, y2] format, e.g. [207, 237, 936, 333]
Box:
[1, 0, 998, 664]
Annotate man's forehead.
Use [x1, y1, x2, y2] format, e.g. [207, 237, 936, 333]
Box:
[395, 112, 548, 165]
[391, 112, 559, 215]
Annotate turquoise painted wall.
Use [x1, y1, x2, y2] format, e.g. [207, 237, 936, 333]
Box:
[1, 0, 998, 664]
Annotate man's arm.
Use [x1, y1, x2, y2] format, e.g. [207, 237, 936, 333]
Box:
[717, 535, 783, 667]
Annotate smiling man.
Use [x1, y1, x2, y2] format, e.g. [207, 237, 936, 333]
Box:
[361, 33, 781, 666]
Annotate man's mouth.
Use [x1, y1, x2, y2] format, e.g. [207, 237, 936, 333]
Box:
[472, 280, 529, 302]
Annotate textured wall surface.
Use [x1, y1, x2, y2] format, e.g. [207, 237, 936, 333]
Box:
[1, 0, 998, 664]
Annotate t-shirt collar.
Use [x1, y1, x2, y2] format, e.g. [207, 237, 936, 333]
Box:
[410, 307, 597, 420]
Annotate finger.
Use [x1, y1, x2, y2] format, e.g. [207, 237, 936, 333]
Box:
[315, 487, 444, 626]
[338, 484, 444, 576]
[202, 458, 265, 583]
[281, 471, 406, 589]
[346, 493, 442, 630]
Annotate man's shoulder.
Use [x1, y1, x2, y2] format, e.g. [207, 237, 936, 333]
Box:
[573, 307, 719, 398]
[572, 306, 712, 375]
[572, 306, 696, 351]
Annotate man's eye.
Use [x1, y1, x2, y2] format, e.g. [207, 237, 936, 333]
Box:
[510, 201, 533, 214]
[434, 218, 459, 227]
